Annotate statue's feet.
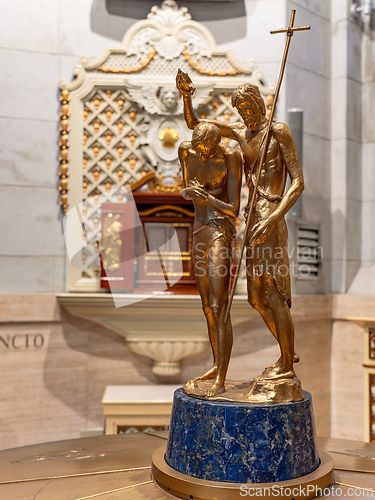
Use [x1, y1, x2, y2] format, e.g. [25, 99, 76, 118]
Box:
[195, 366, 217, 382]
[261, 364, 295, 380]
[206, 380, 225, 397]
[184, 379, 199, 390]
[265, 353, 299, 372]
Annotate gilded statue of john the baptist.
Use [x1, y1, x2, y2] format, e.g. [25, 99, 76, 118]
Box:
[177, 69, 304, 393]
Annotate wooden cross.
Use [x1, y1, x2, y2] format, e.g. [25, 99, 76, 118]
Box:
[225, 11, 311, 322]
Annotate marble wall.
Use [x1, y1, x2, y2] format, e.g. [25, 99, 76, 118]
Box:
[0, 293, 332, 449]
[0, 0, 374, 451]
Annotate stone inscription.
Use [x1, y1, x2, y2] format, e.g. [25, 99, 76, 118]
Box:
[0, 334, 44, 350]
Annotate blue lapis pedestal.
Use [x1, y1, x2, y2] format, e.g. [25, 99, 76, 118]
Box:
[166, 389, 318, 483]
[151, 388, 334, 499]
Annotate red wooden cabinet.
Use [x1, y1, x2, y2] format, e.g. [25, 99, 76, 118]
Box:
[101, 193, 198, 294]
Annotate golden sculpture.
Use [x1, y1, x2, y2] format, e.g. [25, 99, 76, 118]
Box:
[176, 11, 310, 403]
[178, 122, 242, 397]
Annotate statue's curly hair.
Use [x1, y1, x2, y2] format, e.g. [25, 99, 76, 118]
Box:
[231, 84, 266, 116]
[192, 122, 221, 147]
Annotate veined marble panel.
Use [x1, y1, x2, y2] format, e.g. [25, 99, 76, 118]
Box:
[287, 0, 331, 20]
[331, 319, 365, 441]
[286, 65, 330, 140]
[58, 0, 132, 58]
[362, 82, 375, 143]
[0, 186, 65, 256]
[302, 135, 331, 200]
[0, 118, 58, 188]
[0, 0, 58, 53]
[0, 257, 55, 293]
[287, 0, 331, 78]
[0, 50, 59, 122]
[222, 0, 285, 66]
[347, 141, 362, 203]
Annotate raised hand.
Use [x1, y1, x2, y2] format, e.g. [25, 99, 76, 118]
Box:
[176, 69, 196, 97]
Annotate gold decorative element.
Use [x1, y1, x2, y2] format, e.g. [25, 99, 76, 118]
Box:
[83, 132, 89, 145]
[60, 104, 70, 117]
[92, 120, 101, 134]
[106, 90, 112, 97]
[59, 89, 70, 214]
[105, 108, 113, 122]
[158, 127, 179, 148]
[211, 99, 221, 112]
[128, 133, 137, 145]
[128, 109, 137, 122]
[98, 47, 156, 74]
[61, 89, 70, 102]
[83, 108, 90, 121]
[105, 132, 113, 145]
[59, 148, 70, 162]
[116, 169, 124, 181]
[116, 121, 125, 133]
[116, 97, 125, 110]
[116, 144, 125, 157]
[92, 168, 101, 180]
[128, 157, 137, 169]
[93, 96, 102, 110]
[60, 119, 69, 132]
[58, 177, 69, 192]
[223, 111, 232, 123]
[183, 47, 240, 76]
[60, 134, 69, 148]
[105, 156, 113, 169]
[83, 155, 88, 169]
[149, 174, 183, 193]
[139, 205, 194, 218]
[82, 178, 90, 192]
[105, 180, 113, 191]
[91, 144, 102, 157]
[58, 163, 68, 177]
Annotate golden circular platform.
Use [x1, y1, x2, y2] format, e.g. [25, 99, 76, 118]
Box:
[152, 445, 334, 500]
[0, 433, 374, 499]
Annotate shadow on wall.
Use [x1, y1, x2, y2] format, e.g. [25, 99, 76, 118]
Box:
[42, 310, 162, 416]
[90, 0, 247, 44]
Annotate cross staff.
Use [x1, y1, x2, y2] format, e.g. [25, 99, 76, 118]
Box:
[224, 10, 311, 323]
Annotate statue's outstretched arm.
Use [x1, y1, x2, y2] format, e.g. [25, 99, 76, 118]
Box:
[176, 69, 238, 140]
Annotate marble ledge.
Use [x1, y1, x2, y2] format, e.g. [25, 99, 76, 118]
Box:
[1, 292, 372, 325]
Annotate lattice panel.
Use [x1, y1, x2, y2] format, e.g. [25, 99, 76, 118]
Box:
[82, 88, 152, 200]
[80, 88, 153, 279]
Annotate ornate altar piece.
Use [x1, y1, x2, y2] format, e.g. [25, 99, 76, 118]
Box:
[59, 0, 272, 292]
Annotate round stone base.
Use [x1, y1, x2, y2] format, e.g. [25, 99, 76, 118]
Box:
[152, 445, 334, 500]
[166, 389, 319, 483]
